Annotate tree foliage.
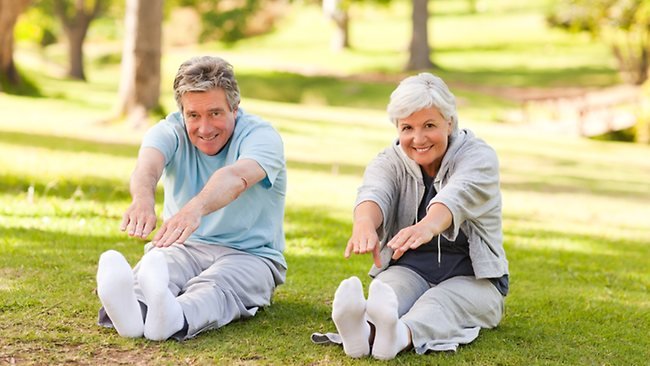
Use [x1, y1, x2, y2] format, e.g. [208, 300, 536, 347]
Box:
[548, 0, 650, 84]
[168, 0, 284, 43]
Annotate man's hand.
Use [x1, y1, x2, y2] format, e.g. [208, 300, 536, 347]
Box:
[151, 204, 202, 247]
[120, 200, 157, 239]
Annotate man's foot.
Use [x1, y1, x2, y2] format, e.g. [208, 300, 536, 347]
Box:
[96, 250, 144, 338]
[138, 250, 184, 341]
[366, 280, 410, 360]
[332, 276, 370, 358]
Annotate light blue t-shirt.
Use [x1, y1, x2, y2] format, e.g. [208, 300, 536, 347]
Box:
[141, 108, 287, 268]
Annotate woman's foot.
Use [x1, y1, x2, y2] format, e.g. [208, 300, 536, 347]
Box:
[332, 276, 370, 358]
[366, 280, 410, 360]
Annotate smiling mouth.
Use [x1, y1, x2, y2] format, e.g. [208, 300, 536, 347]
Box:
[199, 134, 218, 141]
[413, 146, 432, 152]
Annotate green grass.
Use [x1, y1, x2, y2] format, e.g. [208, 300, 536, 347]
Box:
[2, 0, 649, 364]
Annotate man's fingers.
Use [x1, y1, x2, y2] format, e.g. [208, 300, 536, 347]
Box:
[141, 218, 156, 239]
[176, 227, 190, 245]
[152, 224, 166, 245]
[344, 240, 354, 258]
[119, 213, 129, 232]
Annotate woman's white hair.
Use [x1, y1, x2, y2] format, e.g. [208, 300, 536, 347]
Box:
[387, 73, 458, 134]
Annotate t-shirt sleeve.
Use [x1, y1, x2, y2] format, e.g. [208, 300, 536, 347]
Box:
[238, 124, 285, 188]
[140, 118, 180, 166]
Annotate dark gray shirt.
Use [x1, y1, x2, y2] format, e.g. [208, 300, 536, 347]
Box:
[393, 171, 508, 295]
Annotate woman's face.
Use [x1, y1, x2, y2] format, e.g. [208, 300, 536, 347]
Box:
[397, 106, 452, 177]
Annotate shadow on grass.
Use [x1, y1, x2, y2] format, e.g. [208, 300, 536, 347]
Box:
[0, 130, 139, 158]
[287, 159, 366, 177]
[501, 177, 650, 203]
[438, 66, 618, 90]
[237, 70, 394, 110]
[0, 172, 133, 203]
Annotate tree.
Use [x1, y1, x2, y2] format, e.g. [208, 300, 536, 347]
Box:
[0, 0, 32, 89]
[116, 0, 163, 127]
[405, 0, 434, 71]
[323, 0, 351, 51]
[52, 0, 107, 80]
[548, 0, 650, 84]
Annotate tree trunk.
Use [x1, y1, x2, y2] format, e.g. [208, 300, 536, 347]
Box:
[405, 0, 434, 71]
[0, 0, 31, 88]
[54, 0, 104, 81]
[66, 27, 87, 80]
[323, 0, 350, 51]
[331, 11, 350, 51]
[116, 0, 163, 127]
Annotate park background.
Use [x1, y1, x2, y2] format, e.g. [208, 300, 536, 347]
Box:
[1, 0, 649, 364]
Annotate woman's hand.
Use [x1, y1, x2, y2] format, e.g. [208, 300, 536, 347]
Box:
[387, 221, 435, 261]
[345, 218, 382, 267]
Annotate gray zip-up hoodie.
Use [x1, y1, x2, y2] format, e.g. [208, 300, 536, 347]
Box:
[355, 128, 509, 279]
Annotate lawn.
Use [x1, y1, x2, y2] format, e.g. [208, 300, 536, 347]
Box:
[1, 0, 649, 365]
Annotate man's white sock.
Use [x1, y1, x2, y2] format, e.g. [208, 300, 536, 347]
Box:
[138, 250, 184, 341]
[96, 250, 144, 338]
[332, 276, 370, 358]
[366, 280, 410, 360]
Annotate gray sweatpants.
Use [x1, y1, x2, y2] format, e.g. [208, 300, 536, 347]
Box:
[374, 266, 504, 353]
[99, 242, 285, 340]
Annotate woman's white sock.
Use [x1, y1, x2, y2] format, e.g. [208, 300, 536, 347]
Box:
[96, 250, 144, 338]
[331, 276, 370, 358]
[138, 250, 184, 341]
[366, 280, 410, 360]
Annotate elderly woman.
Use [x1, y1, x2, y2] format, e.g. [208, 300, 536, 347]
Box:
[328, 73, 509, 359]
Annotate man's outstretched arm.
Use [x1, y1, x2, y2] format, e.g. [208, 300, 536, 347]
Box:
[120, 147, 165, 239]
[152, 158, 266, 247]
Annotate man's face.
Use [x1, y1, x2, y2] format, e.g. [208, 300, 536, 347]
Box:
[181, 89, 237, 156]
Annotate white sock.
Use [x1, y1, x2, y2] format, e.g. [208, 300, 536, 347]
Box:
[138, 250, 184, 341]
[366, 280, 410, 360]
[96, 250, 144, 338]
[331, 276, 370, 358]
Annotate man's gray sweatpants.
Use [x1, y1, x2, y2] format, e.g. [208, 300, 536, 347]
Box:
[374, 265, 504, 353]
[98, 242, 285, 340]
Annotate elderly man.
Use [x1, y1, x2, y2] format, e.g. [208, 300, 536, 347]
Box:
[96, 55, 287, 341]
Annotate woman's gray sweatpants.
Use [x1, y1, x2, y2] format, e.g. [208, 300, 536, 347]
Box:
[98, 242, 285, 340]
[374, 266, 504, 353]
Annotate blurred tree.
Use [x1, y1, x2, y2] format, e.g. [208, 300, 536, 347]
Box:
[168, 0, 285, 44]
[405, 0, 434, 70]
[548, 0, 650, 84]
[116, 0, 163, 127]
[0, 0, 31, 89]
[323, 0, 351, 51]
[50, 0, 108, 80]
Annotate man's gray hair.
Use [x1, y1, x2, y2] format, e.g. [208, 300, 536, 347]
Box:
[387, 73, 458, 134]
[173, 56, 241, 112]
